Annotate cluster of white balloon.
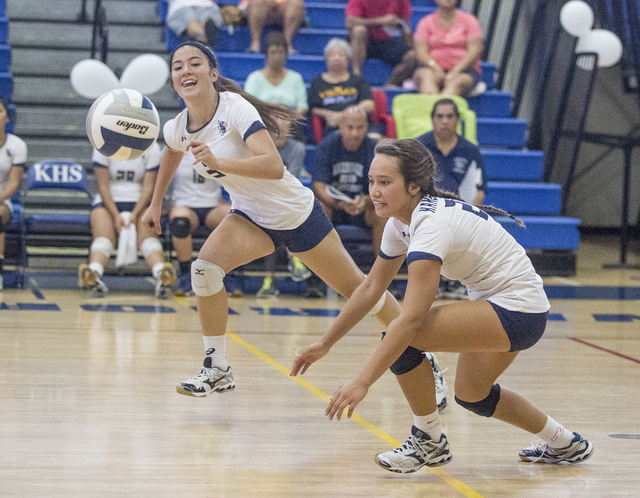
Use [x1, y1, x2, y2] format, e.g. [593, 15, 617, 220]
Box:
[560, 0, 623, 68]
[70, 54, 170, 99]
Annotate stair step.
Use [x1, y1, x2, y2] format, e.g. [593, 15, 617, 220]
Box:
[12, 75, 178, 108]
[214, 51, 495, 87]
[9, 21, 164, 52]
[495, 216, 580, 250]
[11, 47, 168, 78]
[485, 181, 561, 215]
[482, 150, 544, 181]
[305, 3, 436, 30]
[8, 0, 159, 23]
[477, 118, 527, 148]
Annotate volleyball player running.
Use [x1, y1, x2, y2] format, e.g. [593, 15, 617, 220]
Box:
[79, 142, 176, 298]
[292, 139, 593, 470]
[141, 40, 417, 398]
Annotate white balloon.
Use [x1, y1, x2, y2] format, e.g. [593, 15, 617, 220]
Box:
[70, 59, 121, 98]
[120, 54, 170, 95]
[560, 0, 594, 37]
[576, 29, 623, 67]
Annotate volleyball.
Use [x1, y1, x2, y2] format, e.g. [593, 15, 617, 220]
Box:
[86, 89, 160, 161]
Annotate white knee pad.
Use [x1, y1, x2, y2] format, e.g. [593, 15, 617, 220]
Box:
[191, 259, 226, 296]
[140, 237, 163, 258]
[369, 291, 387, 315]
[90, 236, 114, 258]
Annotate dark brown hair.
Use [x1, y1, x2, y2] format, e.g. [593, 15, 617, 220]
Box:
[264, 31, 287, 55]
[170, 41, 301, 138]
[374, 138, 524, 226]
[431, 98, 460, 119]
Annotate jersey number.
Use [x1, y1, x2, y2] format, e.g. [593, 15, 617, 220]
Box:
[205, 168, 226, 178]
[192, 171, 205, 184]
[444, 199, 488, 220]
[116, 171, 135, 182]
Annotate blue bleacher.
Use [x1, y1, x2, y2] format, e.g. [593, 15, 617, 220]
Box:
[159, 0, 580, 258]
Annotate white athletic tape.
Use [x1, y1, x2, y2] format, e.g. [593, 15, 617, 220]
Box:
[140, 237, 163, 258]
[191, 259, 225, 296]
[90, 236, 114, 258]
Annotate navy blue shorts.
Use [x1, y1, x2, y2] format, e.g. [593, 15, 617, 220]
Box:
[230, 198, 334, 253]
[91, 201, 137, 212]
[192, 207, 211, 227]
[368, 37, 410, 67]
[459, 67, 482, 87]
[488, 302, 548, 352]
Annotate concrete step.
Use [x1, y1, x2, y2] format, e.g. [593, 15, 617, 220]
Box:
[9, 21, 164, 52]
[12, 75, 179, 108]
[11, 47, 168, 77]
[7, 0, 159, 24]
[14, 105, 179, 138]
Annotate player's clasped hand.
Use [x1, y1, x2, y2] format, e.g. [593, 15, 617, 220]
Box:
[290, 341, 330, 377]
[325, 380, 368, 421]
[187, 140, 218, 169]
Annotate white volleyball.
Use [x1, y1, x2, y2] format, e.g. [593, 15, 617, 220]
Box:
[86, 89, 160, 161]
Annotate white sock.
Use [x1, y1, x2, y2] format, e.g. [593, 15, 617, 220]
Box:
[203, 335, 228, 369]
[152, 262, 165, 279]
[89, 261, 104, 277]
[414, 409, 442, 441]
[535, 416, 575, 448]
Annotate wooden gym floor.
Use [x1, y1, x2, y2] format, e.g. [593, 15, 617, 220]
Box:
[1, 233, 639, 497]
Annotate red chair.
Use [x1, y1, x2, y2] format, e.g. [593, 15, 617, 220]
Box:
[312, 89, 395, 143]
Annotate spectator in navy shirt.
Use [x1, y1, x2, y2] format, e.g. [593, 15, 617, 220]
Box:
[417, 98, 487, 299]
[312, 107, 386, 258]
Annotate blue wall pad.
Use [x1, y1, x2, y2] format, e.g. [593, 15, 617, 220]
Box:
[544, 286, 640, 300]
[482, 150, 544, 181]
[477, 118, 527, 147]
[495, 216, 580, 250]
[485, 182, 561, 215]
[26, 214, 91, 234]
[0, 17, 7, 44]
[0, 44, 10, 72]
[0, 72, 12, 100]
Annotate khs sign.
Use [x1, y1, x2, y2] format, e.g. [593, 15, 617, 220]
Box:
[33, 162, 84, 184]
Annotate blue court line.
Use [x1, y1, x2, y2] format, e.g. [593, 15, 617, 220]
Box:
[544, 286, 640, 300]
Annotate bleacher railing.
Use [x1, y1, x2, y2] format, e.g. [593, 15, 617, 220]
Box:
[78, 0, 109, 63]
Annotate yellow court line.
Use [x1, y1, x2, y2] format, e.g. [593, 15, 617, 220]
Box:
[172, 297, 483, 497]
[226, 331, 485, 498]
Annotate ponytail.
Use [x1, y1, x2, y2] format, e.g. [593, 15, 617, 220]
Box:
[171, 40, 302, 140]
[374, 138, 525, 227]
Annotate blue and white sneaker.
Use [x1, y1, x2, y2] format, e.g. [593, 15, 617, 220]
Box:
[519, 432, 594, 464]
[375, 426, 452, 473]
[424, 352, 448, 411]
[176, 357, 236, 397]
[174, 272, 193, 296]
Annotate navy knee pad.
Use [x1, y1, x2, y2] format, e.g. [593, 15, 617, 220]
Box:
[455, 384, 501, 417]
[382, 331, 425, 375]
[170, 217, 191, 238]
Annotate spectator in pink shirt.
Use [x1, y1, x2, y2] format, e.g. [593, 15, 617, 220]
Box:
[345, 0, 417, 87]
[413, 0, 483, 96]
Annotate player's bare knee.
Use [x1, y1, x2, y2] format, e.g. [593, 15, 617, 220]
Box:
[191, 259, 225, 296]
[455, 384, 501, 417]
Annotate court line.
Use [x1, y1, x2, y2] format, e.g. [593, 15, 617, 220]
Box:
[174, 296, 483, 496]
[227, 331, 485, 498]
[570, 337, 640, 364]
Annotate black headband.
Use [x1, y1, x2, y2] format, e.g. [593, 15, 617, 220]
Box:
[171, 41, 218, 69]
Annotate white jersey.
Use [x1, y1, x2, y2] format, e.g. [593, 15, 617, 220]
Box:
[171, 153, 223, 208]
[92, 142, 162, 204]
[0, 133, 27, 193]
[381, 196, 550, 313]
[163, 91, 314, 230]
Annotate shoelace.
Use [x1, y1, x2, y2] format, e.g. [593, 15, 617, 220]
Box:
[526, 440, 552, 463]
[185, 368, 210, 385]
[395, 436, 434, 460]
